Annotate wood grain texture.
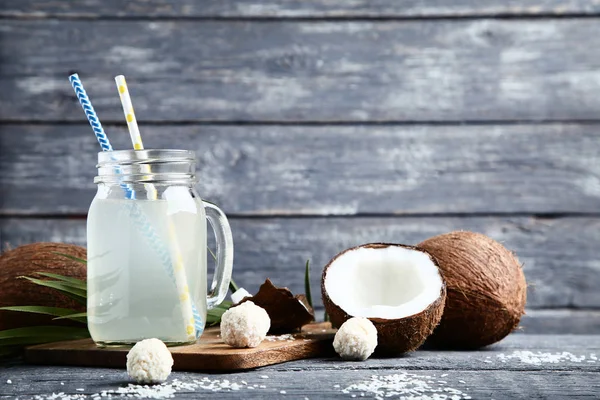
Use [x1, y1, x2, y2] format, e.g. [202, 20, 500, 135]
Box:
[2, 0, 600, 18]
[26, 323, 336, 371]
[1, 369, 599, 399]
[5, 335, 600, 399]
[2, 123, 600, 215]
[3, 216, 600, 313]
[3, 20, 600, 122]
[521, 310, 600, 335]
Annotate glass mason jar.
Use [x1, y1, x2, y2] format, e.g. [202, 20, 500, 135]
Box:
[87, 149, 233, 347]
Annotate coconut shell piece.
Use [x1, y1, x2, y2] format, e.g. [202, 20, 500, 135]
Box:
[322, 243, 447, 355]
[240, 279, 314, 333]
[419, 231, 527, 349]
[323, 284, 446, 355]
[0, 243, 87, 331]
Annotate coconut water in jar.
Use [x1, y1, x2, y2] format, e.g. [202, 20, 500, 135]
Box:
[86, 149, 233, 346]
[87, 198, 208, 345]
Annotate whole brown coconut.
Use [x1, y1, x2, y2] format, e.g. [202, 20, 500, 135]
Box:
[418, 231, 526, 349]
[0, 243, 87, 331]
[322, 243, 446, 355]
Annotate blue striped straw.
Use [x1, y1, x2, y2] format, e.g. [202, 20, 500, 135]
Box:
[68, 74, 136, 200]
[69, 74, 113, 152]
[69, 73, 203, 337]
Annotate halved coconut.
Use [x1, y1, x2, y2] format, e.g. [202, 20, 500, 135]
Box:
[322, 243, 446, 354]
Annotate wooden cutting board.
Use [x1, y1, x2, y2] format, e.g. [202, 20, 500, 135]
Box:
[25, 322, 336, 371]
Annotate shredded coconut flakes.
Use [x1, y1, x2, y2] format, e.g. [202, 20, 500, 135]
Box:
[265, 334, 295, 342]
[341, 373, 471, 400]
[25, 378, 263, 400]
[22, 351, 600, 400]
[497, 351, 590, 365]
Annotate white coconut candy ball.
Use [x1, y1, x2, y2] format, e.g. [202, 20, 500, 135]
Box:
[221, 301, 270, 348]
[333, 317, 378, 360]
[126, 338, 173, 384]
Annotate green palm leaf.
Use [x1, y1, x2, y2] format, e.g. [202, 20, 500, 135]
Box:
[215, 300, 232, 309]
[304, 259, 313, 308]
[1, 335, 89, 346]
[207, 301, 233, 326]
[53, 252, 87, 264]
[0, 306, 86, 324]
[0, 326, 89, 342]
[20, 277, 86, 305]
[35, 273, 87, 291]
[52, 312, 87, 323]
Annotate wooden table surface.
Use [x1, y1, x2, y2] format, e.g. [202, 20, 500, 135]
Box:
[1, 334, 599, 399]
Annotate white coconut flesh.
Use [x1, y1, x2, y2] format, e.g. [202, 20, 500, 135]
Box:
[325, 246, 444, 319]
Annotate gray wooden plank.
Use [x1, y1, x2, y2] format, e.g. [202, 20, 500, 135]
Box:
[2, 123, 600, 215]
[483, 333, 600, 350]
[521, 310, 600, 335]
[2, 335, 600, 398]
[3, 216, 600, 313]
[274, 334, 600, 369]
[1, 362, 600, 399]
[2, 0, 599, 18]
[2, 19, 600, 122]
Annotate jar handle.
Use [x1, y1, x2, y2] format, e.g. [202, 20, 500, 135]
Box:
[203, 201, 234, 309]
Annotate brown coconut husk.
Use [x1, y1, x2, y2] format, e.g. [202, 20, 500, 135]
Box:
[418, 231, 527, 349]
[240, 279, 314, 333]
[0, 243, 87, 331]
[321, 243, 447, 355]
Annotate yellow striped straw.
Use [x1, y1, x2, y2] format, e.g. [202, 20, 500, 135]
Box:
[114, 75, 196, 341]
[115, 75, 143, 150]
[167, 221, 197, 338]
[114, 75, 158, 200]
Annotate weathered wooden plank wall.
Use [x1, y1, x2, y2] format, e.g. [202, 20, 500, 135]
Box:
[3, 0, 600, 18]
[3, 19, 600, 122]
[3, 216, 600, 309]
[2, 124, 599, 215]
[1, 1, 599, 333]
